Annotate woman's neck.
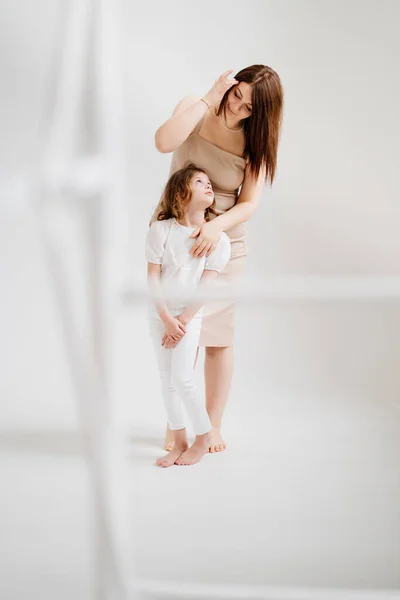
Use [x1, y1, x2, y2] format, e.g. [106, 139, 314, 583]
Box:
[215, 105, 243, 132]
[176, 208, 205, 228]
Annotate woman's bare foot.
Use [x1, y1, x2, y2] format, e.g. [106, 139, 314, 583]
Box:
[208, 427, 226, 453]
[156, 443, 188, 468]
[164, 424, 175, 451]
[175, 434, 209, 466]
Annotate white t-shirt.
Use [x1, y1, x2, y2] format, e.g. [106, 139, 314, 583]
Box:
[145, 218, 231, 316]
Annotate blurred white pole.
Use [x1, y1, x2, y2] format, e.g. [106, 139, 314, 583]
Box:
[36, 0, 130, 598]
[42, 0, 95, 179]
[95, 0, 134, 597]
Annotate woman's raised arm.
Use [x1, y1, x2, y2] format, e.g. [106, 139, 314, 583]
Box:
[155, 70, 238, 153]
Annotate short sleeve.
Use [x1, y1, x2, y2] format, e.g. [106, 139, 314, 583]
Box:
[145, 220, 170, 264]
[204, 233, 231, 273]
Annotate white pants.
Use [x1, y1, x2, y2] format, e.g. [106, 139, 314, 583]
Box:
[149, 316, 212, 436]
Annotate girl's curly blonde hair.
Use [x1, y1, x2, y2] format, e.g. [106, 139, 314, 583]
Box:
[153, 163, 216, 224]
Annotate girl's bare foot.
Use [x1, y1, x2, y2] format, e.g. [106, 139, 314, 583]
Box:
[156, 443, 188, 468]
[175, 434, 209, 466]
[157, 428, 187, 467]
[164, 424, 175, 451]
[208, 427, 226, 453]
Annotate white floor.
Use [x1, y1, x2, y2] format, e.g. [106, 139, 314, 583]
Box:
[0, 433, 92, 600]
[2, 297, 400, 599]
[2, 402, 400, 600]
[129, 411, 400, 592]
[124, 300, 400, 596]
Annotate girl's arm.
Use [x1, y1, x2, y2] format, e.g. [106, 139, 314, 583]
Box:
[147, 263, 186, 339]
[178, 269, 219, 325]
[163, 231, 231, 348]
[190, 163, 266, 258]
[162, 269, 219, 349]
[155, 71, 238, 153]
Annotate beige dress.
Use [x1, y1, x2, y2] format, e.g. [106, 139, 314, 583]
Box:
[155, 113, 247, 347]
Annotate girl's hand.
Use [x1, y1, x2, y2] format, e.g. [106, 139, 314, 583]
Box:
[162, 333, 178, 349]
[190, 220, 221, 258]
[202, 70, 238, 108]
[162, 313, 189, 348]
[163, 316, 186, 340]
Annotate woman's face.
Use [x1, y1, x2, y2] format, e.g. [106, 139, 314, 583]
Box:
[226, 81, 253, 119]
[189, 172, 214, 208]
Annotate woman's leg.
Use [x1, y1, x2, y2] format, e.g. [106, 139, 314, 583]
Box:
[164, 344, 234, 454]
[204, 345, 234, 452]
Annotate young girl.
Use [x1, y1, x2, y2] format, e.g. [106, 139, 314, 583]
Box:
[146, 163, 231, 467]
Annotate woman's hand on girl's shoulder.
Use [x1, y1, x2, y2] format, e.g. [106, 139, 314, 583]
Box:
[189, 220, 221, 258]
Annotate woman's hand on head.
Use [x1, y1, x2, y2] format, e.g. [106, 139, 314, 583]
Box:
[203, 70, 238, 108]
[190, 220, 221, 258]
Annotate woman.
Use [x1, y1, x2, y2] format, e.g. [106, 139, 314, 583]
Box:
[153, 64, 283, 453]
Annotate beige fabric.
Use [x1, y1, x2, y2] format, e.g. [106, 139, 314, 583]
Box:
[152, 113, 248, 346]
[199, 255, 246, 347]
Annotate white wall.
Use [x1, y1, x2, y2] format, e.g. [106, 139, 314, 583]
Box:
[124, 0, 400, 279]
[1, 0, 399, 428]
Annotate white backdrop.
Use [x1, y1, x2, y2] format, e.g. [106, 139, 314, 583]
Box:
[1, 0, 399, 428]
[124, 0, 400, 278]
[1, 1, 400, 599]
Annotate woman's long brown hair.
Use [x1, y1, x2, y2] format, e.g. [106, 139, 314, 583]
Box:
[217, 64, 284, 183]
[155, 162, 216, 223]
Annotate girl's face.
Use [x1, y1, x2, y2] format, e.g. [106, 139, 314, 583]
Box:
[226, 81, 253, 119]
[188, 172, 214, 208]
